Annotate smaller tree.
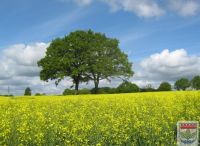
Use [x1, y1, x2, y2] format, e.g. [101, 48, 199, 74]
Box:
[174, 78, 190, 91]
[158, 82, 172, 91]
[191, 75, 200, 90]
[24, 87, 31, 96]
[116, 81, 139, 93]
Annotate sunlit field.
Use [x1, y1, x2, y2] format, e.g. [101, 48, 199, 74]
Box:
[0, 91, 200, 146]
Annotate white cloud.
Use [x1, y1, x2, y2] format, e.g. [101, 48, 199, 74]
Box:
[0, 44, 199, 95]
[132, 49, 200, 87]
[103, 0, 164, 17]
[1, 43, 49, 77]
[59, 0, 200, 17]
[169, 0, 199, 16]
[0, 42, 97, 95]
[0, 43, 51, 95]
[4, 43, 48, 66]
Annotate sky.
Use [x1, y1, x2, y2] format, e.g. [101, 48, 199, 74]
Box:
[0, 0, 200, 95]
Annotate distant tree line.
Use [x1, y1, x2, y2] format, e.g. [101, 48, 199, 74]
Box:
[21, 75, 200, 96]
[62, 75, 200, 95]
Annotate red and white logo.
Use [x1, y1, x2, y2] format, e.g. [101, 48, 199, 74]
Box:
[177, 121, 199, 146]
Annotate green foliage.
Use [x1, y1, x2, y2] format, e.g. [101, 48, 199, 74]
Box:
[174, 78, 190, 91]
[24, 87, 31, 96]
[191, 75, 200, 90]
[91, 87, 116, 94]
[38, 30, 133, 94]
[116, 81, 139, 93]
[63, 89, 75, 95]
[0, 95, 14, 97]
[158, 82, 172, 91]
[35, 93, 46, 96]
[38, 31, 92, 94]
[140, 88, 156, 92]
[78, 89, 91, 94]
[63, 88, 91, 95]
[85, 30, 134, 93]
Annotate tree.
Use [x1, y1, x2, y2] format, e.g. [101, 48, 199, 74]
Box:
[38, 31, 91, 94]
[38, 30, 133, 94]
[174, 78, 190, 91]
[158, 82, 172, 91]
[85, 30, 133, 93]
[24, 87, 31, 96]
[191, 75, 200, 90]
[116, 81, 139, 93]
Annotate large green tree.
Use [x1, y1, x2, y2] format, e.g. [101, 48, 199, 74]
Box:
[174, 78, 190, 91]
[191, 75, 200, 90]
[158, 82, 172, 91]
[85, 31, 133, 93]
[38, 31, 90, 94]
[38, 30, 133, 94]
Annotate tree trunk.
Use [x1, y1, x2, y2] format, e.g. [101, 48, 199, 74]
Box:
[74, 80, 79, 95]
[94, 80, 99, 94]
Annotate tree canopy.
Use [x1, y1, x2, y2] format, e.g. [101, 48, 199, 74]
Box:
[116, 81, 139, 93]
[158, 82, 172, 91]
[174, 78, 190, 91]
[38, 30, 93, 94]
[191, 75, 200, 90]
[38, 30, 133, 94]
[24, 87, 31, 96]
[85, 30, 133, 93]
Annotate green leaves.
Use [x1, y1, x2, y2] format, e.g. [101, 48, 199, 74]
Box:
[116, 81, 139, 93]
[158, 82, 172, 91]
[38, 30, 133, 93]
[191, 76, 200, 90]
[24, 87, 31, 96]
[174, 78, 190, 91]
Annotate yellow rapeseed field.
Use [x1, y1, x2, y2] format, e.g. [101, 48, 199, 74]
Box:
[0, 91, 200, 146]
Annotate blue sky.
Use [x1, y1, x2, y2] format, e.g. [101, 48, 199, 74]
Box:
[1, 0, 200, 60]
[0, 0, 200, 95]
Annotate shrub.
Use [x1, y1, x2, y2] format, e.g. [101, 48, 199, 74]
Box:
[158, 82, 172, 91]
[191, 75, 200, 90]
[116, 81, 139, 93]
[91, 87, 116, 94]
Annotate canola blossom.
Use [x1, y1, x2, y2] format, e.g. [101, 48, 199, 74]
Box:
[0, 91, 200, 145]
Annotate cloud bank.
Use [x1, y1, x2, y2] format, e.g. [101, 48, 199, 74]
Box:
[133, 49, 200, 87]
[0, 43, 199, 95]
